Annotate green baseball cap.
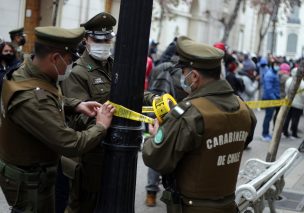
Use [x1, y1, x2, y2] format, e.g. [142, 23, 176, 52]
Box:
[176, 36, 224, 70]
[35, 26, 85, 52]
[81, 12, 116, 40]
[9, 27, 24, 36]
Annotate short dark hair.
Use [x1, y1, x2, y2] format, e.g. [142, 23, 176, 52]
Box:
[34, 41, 68, 58]
[10, 34, 17, 41]
[195, 66, 221, 79]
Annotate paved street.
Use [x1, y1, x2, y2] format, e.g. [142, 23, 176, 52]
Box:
[1, 110, 303, 212]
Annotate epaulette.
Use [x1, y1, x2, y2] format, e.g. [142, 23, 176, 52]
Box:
[34, 87, 48, 101]
[171, 101, 192, 119]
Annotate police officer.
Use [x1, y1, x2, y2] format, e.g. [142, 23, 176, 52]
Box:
[143, 36, 257, 213]
[0, 26, 115, 212]
[61, 12, 156, 212]
[9, 27, 26, 61]
[59, 12, 116, 213]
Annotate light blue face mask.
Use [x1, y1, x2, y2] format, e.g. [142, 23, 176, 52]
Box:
[273, 65, 280, 72]
[180, 71, 193, 94]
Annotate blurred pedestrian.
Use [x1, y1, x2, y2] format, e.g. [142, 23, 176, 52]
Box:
[0, 42, 21, 93]
[258, 57, 269, 99]
[282, 67, 304, 139]
[237, 58, 258, 101]
[278, 63, 291, 98]
[261, 59, 280, 142]
[225, 56, 245, 96]
[9, 27, 26, 61]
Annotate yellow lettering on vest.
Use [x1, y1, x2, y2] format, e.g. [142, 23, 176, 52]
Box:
[227, 152, 241, 164]
[224, 133, 229, 144]
[206, 139, 213, 149]
[213, 137, 219, 148]
[218, 135, 224, 146]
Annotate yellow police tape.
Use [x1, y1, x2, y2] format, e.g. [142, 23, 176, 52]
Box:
[108, 101, 155, 124]
[245, 99, 291, 109]
[152, 94, 177, 123]
[108, 94, 177, 124]
[108, 94, 301, 124]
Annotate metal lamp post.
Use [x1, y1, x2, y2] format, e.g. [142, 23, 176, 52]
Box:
[94, 0, 153, 212]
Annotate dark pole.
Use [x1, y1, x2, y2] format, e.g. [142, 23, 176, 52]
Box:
[52, 0, 60, 26]
[94, 0, 153, 213]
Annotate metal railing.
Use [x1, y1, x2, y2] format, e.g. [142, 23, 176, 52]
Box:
[236, 148, 299, 213]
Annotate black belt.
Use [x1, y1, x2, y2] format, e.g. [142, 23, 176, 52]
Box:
[0, 159, 56, 184]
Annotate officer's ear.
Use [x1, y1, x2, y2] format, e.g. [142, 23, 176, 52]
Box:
[49, 52, 62, 65]
[191, 69, 201, 83]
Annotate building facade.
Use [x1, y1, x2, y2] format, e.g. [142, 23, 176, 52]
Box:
[0, 0, 303, 59]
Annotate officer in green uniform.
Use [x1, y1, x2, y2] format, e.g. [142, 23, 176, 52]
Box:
[0, 26, 115, 213]
[143, 36, 257, 213]
[9, 27, 26, 61]
[61, 12, 156, 213]
[60, 12, 117, 213]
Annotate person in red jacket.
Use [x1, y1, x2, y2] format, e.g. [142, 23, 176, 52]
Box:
[145, 56, 153, 90]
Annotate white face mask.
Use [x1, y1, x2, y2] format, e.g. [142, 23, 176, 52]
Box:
[180, 71, 193, 94]
[87, 43, 112, 61]
[54, 55, 73, 82]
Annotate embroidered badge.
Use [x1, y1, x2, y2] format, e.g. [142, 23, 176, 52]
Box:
[154, 128, 164, 145]
[93, 78, 103, 84]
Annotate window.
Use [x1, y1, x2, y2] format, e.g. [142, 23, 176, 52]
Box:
[286, 33, 298, 53]
[288, 6, 300, 24]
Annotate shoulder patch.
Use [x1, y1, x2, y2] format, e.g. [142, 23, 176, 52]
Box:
[171, 101, 192, 119]
[34, 87, 48, 101]
[154, 128, 164, 145]
[87, 64, 93, 72]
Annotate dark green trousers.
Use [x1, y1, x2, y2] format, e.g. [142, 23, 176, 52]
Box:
[0, 173, 55, 213]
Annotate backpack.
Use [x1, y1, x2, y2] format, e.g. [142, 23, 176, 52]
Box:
[148, 62, 187, 101]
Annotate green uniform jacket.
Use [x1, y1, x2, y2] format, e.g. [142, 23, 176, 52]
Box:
[0, 58, 106, 165]
[60, 50, 155, 194]
[61, 49, 113, 132]
[61, 49, 112, 104]
[60, 50, 113, 194]
[143, 80, 257, 212]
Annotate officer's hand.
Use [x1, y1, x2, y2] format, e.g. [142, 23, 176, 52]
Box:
[148, 119, 159, 136]
[96, 102, 115, 129]
[76, 101, 102, 117]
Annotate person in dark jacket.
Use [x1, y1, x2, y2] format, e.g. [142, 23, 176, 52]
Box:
[145, 45, 187, 206]
[225, 56, 244, 96]
[155, 37, 177, 66]
[0, 42, 21, 93]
